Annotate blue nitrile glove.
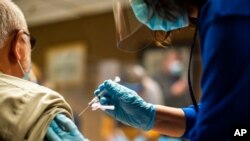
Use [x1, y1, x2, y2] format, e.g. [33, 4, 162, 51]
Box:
[46, 114, 88, 141]
[94, 80, 156, 130]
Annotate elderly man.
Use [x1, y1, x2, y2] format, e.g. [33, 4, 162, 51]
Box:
[0, 0, 86, 140]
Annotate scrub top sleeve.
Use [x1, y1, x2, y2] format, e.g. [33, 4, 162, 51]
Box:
[181, 104, 200, 138]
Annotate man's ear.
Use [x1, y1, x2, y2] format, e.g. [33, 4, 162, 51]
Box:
[10, 30, 24, 63]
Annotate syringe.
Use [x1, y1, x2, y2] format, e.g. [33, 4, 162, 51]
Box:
[78, 76, 120, 116]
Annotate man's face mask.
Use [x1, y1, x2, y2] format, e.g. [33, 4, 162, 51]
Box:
[17, 60, 31, 80]
[130, 0, 189, 31]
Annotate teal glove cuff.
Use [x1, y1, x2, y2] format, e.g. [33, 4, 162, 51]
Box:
[143, 103, 156, 131]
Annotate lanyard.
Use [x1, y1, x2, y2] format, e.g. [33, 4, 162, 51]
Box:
[187, 6, 202, 112]
[187, 24, 199, 112]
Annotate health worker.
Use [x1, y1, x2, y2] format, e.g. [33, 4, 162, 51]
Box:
[94, 0, 250, 140]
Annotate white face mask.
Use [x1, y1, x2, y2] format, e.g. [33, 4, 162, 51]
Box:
[17, 60, 31, 80]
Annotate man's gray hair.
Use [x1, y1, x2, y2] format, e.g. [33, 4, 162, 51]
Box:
[0, 0, 28, 48]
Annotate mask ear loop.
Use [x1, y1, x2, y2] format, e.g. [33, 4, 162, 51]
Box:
[187, 7, 201, 112]
[17, 60, 25, 75]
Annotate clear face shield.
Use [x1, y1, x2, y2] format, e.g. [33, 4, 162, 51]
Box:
[113, 0, 189, 53]
[113, 0, 154, 52]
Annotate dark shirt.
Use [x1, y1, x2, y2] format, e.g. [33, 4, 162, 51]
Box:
[183, 0, 250, 140]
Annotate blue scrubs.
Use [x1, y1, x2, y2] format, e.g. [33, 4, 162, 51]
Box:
[182, 0, 250, 140]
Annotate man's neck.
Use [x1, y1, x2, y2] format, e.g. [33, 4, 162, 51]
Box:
[0, 62, 22, 78]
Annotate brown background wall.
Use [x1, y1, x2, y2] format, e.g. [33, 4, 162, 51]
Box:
[30, 12, 139, 68]
[30, 12, 138, 140]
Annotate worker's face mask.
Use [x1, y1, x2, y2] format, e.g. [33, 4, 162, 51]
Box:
[17, 60, 31, 80]
[113, 0, 189, 52]
[130, 0, 189, 31]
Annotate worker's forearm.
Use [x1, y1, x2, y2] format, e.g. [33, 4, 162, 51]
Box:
[152, 105, 186, 137]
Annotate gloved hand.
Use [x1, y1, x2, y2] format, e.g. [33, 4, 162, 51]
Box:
[94, 80, 156, 130]
[46, 114, 89, 141]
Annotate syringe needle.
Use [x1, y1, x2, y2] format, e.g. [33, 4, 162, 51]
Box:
[78, 76, 121, 117]
[78, 105, 90, 116]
